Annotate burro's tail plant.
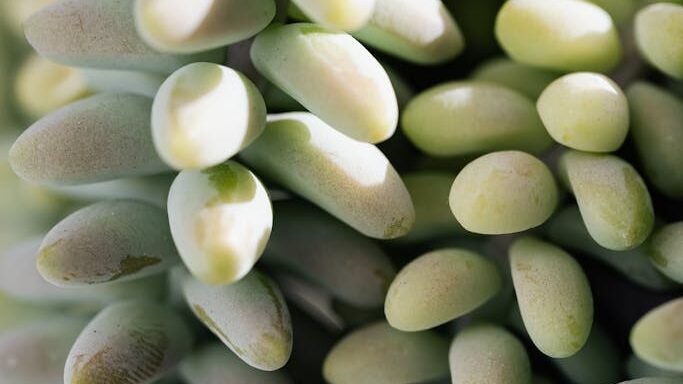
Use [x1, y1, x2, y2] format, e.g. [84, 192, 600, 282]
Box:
[0, 0, 682, 383]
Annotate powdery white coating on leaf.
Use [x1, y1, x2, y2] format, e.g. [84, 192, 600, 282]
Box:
[264, 201, 395, 308]
[9, 93, 168, 186]
[152, 63, 266, 170]
[0, 316, 88, 384]
[251, 24, 398, 143]
[353, 0, 464, 64]
[449, 151, 558, 235]
[385, 248, 501, 331]
[323, 322, 449, 384]
[37, 200, 178, 286]
[182, 271, 293, 371]
[537, 72, 629, 152]
[448, 324, 532, 384]
[64, 301, 192, 384]
[402, 82, 552, 157]
[631, 298, 683, 372]
[635, 3, 683, 79]
[168, 161, 272, 285]
[241, 112, 414, 239]
[24, 0, 222, 73]
[495, 0, 621, 72]
[180, 343, 292, 384]
[135, 0, 275, 53]
[291, 0, 374, 31]
[627, 82, 683, 198]
[0, 237, 167, 306]
[650, 222, 683, 284]
[510, 237, 594, 358]
[560, 150, 654, 251]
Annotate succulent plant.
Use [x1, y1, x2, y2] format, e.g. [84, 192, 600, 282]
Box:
[0, 0, 682, 383]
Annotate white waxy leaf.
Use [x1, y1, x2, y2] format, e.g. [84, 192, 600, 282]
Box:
[251, 23, 398, 143]
[152, 63, 266, 170]
[24, 0, 223, 73]
[168, 161, 272, 285]
[135, 0, 275, 53]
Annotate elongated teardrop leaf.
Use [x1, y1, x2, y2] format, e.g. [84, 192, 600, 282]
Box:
[37, 200, 178, 286]
[631, 298, 683, 372]
[2, 237, 167, 306]
[402, 82, 552, 157]
[650, 223, 683, 284]
[152, 63, 266, 170]
[135, 0, 275, 53]
[323, 322, 449, 384]
[0, 316, 88, 384]
[264, 201, 395, 308]
[353, 0, 465, 64]
[290, 0, 373, 31]
[510, 237, 593, 358]
[180, 343, 292, 384]
[537, 72, 629, 152]
[182, 270, 293, 371]
[635, 3, 683, 79]
[559, 150, 654, 250]
[240, 113, 414, 239]
[399, 171, 464, 242]
[385, 248, 501, 331]
[495, 0, 621, 72]
[449, 324, 531, 384]
[546, 206, 676, 291]
[65, 301, 193, 384]
[168, 161, 272, 285]
[628, 82, 683, 198]
[449, 151, 558, 235]
[10, 93, 168, 186]
[251, 23, 398, 143]
[15, 54, 91, 118]
[471, 57, 557, 100]
[24, 0, 222, 73]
